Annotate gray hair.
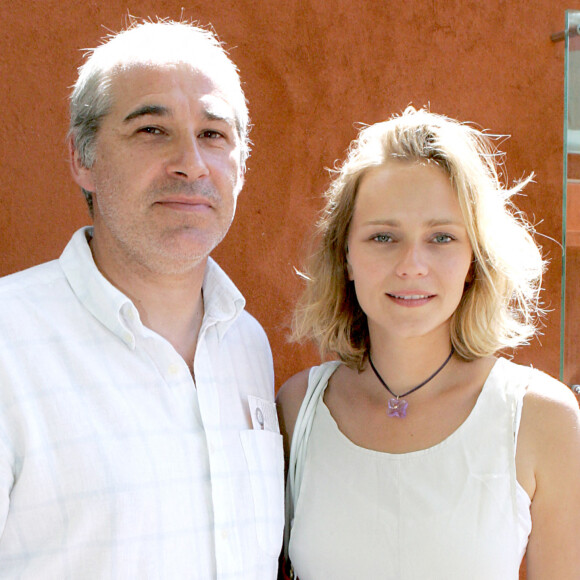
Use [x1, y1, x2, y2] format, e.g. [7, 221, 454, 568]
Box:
[68, 19, 251, 213]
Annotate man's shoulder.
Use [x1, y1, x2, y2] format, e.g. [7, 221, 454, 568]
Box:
[0, 260, 71, 338]
[232, 308, 270, 344]
[0, 259, 63, 298]
[203, 258, 269, 338]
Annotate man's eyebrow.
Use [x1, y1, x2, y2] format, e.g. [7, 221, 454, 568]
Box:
[123, 105, 170, 123]
[203, 108, 236, 127]
[122, 103, 238, 132]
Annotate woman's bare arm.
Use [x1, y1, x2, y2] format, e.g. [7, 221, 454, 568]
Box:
[519, 377, 580, 579]
[276, 369, 311, 463]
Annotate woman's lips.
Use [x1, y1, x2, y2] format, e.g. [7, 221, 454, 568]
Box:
[386, 292, 436, 307]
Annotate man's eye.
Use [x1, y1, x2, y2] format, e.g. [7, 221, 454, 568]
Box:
[199, 130, 224, 139]
[138, 126, 163, 135]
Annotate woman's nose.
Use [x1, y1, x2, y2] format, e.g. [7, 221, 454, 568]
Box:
[394, 243, 428, 278]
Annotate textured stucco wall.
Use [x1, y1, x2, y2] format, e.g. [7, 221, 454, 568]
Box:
[0, 2, 575, 577]
[0, 5, 573, 380]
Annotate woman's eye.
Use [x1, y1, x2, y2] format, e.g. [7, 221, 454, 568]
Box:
[372, 234, 393, 243]
[433, 233, 453, 243]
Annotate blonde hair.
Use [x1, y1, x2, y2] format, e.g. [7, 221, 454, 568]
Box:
[292, 107, 545, 369]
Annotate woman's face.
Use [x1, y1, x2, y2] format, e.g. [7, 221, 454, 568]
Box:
[346, 161, 473, 344]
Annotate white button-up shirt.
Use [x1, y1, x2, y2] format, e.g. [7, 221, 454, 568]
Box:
[0, 228, 284, 579]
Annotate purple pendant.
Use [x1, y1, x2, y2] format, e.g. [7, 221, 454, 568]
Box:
[387, 397, 408, 418]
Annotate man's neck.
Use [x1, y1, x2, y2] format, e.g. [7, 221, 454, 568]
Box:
[130, 275, 206, 369]
[90, 237, 207, 369]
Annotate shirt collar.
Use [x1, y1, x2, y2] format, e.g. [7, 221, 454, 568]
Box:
[59, 227, 246, 347]
[201, 257, 246, 341]
[59, 227, 137, 349]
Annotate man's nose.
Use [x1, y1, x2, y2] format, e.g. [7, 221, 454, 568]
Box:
[166, 135, 210, 180]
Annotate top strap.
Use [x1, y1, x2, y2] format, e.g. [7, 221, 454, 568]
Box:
[284, 361, 341, 557]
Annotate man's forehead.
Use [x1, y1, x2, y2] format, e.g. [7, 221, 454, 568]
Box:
[109, 63, 238, 119]
[110, 61, 230, 91]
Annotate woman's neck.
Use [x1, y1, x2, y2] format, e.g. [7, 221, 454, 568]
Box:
[366, 327, 455, 396]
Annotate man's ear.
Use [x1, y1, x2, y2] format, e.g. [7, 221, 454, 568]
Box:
[234, 168, 245, 198]
[68, 136, 96, 193]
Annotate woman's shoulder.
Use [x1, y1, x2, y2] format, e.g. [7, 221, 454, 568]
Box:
[530, 369, 578, 404]
[277, 362, 342, 407]
[277, 368, 315, 458]
[524, 366, 580, 444]
[277, 362, 341, 455]
[515, 361, 580, 492]
[503, 359, 580, 415]
[514, 364, 580, 576]
[277, 368, 311, 414]
[495, 358, 578, 411]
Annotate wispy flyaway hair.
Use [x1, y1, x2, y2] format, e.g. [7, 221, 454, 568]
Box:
[292, 107, 545, 369]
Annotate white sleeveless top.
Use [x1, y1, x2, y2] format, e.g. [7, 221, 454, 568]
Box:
[288, 358, 533, 580]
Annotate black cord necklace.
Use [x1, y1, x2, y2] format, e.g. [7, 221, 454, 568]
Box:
[368, 348, 454, 418]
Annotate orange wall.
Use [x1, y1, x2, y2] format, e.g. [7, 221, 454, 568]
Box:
[0, 3, 576, 578]
[0, 4, 572, 385]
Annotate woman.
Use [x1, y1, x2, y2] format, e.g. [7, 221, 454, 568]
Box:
[277, 108, 580, 579]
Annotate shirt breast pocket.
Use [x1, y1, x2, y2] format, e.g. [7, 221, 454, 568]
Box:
[240, 430, 284, 558]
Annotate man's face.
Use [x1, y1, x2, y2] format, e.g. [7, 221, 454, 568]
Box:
[72, 63, 243, 278]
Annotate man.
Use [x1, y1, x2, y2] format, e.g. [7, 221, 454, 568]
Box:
[0, 20, 283, 579]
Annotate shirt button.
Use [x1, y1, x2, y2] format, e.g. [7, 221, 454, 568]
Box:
[168, 363, 180, 376]
[221, 530, 228, 540]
